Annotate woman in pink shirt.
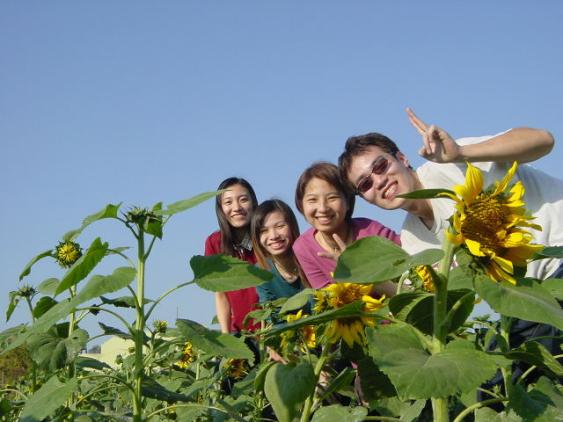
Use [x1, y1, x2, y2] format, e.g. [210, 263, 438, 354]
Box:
[293, 162, 400, 295]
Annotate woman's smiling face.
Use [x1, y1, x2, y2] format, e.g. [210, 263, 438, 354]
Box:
[301, 177, 348, 234]
[259, 210, 293, 257]
[220, 183, 253, 228]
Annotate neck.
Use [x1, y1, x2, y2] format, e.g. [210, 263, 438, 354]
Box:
[272, 254, 298, 281]
[232, 227, 247, 243]
[405, 173, 434, 229]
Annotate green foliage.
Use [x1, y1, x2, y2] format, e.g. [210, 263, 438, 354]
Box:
[264, 362, 316, 422]
[55, 237, 109, 295]
[27, 324, 88, 370]
[191, 254, 272, 292]
[18, 250, 53, 281]
[311, 404, 368, 421]
[3, 188, 562, 422]
[367, 325, 498, 399]
[176, 319, 254, 360]
[334, 236, 443, 283]
[19, 376, 78, 422]
[475, 275, 563, 330]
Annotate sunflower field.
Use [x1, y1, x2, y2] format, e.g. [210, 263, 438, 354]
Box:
[1, 165, 562, 422]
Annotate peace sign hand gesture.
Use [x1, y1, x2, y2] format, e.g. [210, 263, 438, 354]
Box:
[406, 108, 461, 163]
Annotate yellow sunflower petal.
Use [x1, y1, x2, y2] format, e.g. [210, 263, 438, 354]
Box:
[493, 162, 518, 195]
[465, 238, 486, 257]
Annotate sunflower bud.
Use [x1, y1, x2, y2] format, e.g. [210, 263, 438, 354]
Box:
[18, 285, 37, 299]
[153, 320, 168, 334]
[125, 207, 161, 228]
[55, 241, 82, 268]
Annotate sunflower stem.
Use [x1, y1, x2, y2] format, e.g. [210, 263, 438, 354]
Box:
[430, 239, 456, 422]
[133, 231, 146, 422]
[300, 346, 329, 422]
[499, 316, 513, 396]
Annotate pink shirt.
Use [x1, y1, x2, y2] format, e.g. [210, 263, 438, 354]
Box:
[293, 217, 401, 289]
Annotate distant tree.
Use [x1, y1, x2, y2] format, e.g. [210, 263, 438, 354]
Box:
[0, 346, 31, 386]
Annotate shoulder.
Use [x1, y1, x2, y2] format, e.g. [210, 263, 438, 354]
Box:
[205, 231, 221, 255]
[353, 217, 400, 243]
[293, 228, 316, 252]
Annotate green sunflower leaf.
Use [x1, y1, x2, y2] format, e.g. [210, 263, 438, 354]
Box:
[19, 376, 78, 422]
[279, 288, 314, 314]
[19, 249, 53, 281]
[63, 203, 122, 241]
[531, 246, 563, 260]
[397, 188, 456, 199]
[2, 266, 136, 355]
[161, 191, 221, 216]
[265, 362, 316, 422]
[333, 236, 443, 283]
[6, 291, 20, 322]
[27, 324, 88, 371]
[508, 382, 563, 421]
[475, 276, 563, 330]
[191, 254, 272, 292]
[311, 404, 368, 422]
[367, 326, 497, 399]
[32, 296, 58, 319]
[37, 277, 60, 295]
[503, 341, 563, 377]
[176, 319, 253, 360]
[55, 237, 109, 295]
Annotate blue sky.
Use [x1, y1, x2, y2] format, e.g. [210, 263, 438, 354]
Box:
[2, 2, 562, 338]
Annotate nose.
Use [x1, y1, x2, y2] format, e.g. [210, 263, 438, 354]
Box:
[373, 172, 387, 191]
[233, 200, 244, 211]
[318, 198, 329, 212]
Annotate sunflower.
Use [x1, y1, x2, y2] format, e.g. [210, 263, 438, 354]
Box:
[410, 265, 435, 292]
[175, 341, 196, 369]
[224, 358, 250, 380]
[317, 282, 385, 347]
[55, 241, 82, 268]
[444, 162, 543, 284]
[281, 310, 317, 351]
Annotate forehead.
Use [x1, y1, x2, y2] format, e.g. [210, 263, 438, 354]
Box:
[348, 146, 387, 176]
[304, 177, 339, 194]
[222, 184, 249, 199]
[262, 210, 286, 225]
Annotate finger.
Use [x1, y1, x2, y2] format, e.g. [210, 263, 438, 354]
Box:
[317, 251, 337, 261]
[406, 107, 428, 135]
[418, 146, 429, 157]
[422, 126, 435, 154]
[332, 234, 347, 252]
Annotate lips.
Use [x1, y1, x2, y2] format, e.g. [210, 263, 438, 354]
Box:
[382, 182, 398, 200]
[267, 239, 288, 254]
[315, 215, 334, 225]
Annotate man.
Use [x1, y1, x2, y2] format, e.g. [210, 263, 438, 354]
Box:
[338, 108, 561, 280]
[338, 109, 562, 395]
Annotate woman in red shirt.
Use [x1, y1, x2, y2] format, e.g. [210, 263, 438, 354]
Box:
[205, 177, 260, 334]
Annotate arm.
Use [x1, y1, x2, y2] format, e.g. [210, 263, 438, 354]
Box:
[215, 292, 231, 334]
[406, 108, 554, 164]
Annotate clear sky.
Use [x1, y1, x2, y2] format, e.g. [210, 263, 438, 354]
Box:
[2, 2, 562, 338]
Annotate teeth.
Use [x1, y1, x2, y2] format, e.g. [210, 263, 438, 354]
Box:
[383, 183, 397, 200]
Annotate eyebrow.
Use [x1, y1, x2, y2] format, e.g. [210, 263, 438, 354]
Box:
[355, 157, 379, 185]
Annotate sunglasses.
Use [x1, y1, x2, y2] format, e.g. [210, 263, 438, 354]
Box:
[355, 156, 392, 194]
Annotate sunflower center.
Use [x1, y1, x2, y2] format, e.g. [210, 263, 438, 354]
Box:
[461, 195, 507, 252]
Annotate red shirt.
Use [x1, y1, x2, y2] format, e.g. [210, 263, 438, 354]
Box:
[204, 231, 260, 333]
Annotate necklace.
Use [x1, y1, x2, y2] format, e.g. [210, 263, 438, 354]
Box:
[273, 260, 299, 283]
